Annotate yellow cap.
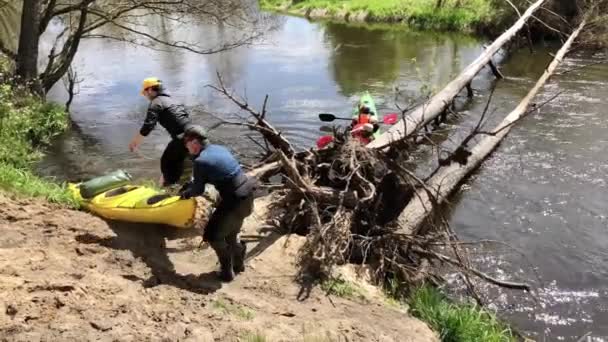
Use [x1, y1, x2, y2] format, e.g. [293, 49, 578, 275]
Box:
[140, 77, 161, 95]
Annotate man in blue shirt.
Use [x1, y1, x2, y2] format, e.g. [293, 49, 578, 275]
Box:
[179, 125, 256, 282]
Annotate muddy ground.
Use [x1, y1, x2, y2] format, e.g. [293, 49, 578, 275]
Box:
[0, 193, 436, 342]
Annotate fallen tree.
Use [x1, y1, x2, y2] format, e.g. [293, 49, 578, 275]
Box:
[367, 0, 548, 150]
[395, 7, 592, 236]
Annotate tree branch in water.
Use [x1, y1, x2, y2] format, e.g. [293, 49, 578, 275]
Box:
[207, 73, 296, 156]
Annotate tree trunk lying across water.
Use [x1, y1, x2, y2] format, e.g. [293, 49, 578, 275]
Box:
[394, 10, 592, 236]
[367, 0, 548, 150]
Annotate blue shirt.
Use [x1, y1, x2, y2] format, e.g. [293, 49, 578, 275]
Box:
[185, 144, 242, 198]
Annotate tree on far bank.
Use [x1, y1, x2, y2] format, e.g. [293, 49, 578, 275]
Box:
[0, 0, 269, 96]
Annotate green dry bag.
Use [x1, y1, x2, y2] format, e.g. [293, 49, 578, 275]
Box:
[79, 170, 132, 199]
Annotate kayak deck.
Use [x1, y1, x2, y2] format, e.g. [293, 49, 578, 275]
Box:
[69, 183, 197, 228]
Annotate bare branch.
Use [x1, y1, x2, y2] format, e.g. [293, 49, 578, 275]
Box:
[84, 8, 260, 55]
[530, 15, 568, 38]
[477, 91, 563, 136]
[41, 1, 93, 92]
[413, 247, 531, 291]
[261, 94, 269, 120]
[502, 0, 534, 52]
[62, 66, 82, 112]
[33, 0, 268, 92]
[207, 73, 295, 156]
[525, 0, 572, 28]
[39, 0, 58, 34]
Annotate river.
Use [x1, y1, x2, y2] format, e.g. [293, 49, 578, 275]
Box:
[31, 9, 608, 342]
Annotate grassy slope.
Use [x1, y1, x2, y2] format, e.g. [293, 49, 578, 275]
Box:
[319, 278, 518, 341]
[0, 60, 77, 207]
[260, 0, 493, 32]
[409, 286, 516, 342]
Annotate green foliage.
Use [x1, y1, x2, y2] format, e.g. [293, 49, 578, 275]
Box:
[212, 299, 255, 320]
[259, 0, 290, 8]
[0, 83, 68, 169]
[243, 333, 268, 342]
[409, 286, 516, 342]
[240, 332, 337, 342]
[320, 278, 366, 300]
[382, 277, 407, 308]
[260, 0, 493, 32]
[0, 61, 73, 205]
[0, 163, 78, 207]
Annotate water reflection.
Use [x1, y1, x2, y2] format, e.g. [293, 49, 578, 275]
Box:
[324, 22, 402, 96]
[323, 21, 485, 99]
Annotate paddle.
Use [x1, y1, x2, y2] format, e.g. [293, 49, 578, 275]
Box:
[318, 113, 399, 125]
[318, 113, 352, 122]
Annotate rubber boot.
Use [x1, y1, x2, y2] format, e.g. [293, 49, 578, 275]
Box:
[233, 242, 247, 274]
[215, 246, 235, 282]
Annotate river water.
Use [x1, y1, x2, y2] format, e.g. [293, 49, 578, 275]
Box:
[31, 9, 608, 341]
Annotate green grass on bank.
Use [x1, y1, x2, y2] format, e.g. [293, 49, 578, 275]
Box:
[0, 61, 76, 207]
[321, 278, 367, 300]
[0, 163, 78, 207]
[408, 286, 516, 342]
[260, 0, 493, 32]
[242, 332, 337, 342]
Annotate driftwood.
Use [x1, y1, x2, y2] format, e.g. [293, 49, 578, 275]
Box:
[208, 73, 295, 157]
[412, 247, 531, 291]
[367, 0, 547, 149]
[246, 161, 280, 179]
[278, 151, 358, 208]
[261, 133, 533, 294]
[395, 11, 591, 236]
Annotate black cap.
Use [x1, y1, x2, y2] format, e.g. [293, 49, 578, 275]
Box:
[183, 124, 207, 140]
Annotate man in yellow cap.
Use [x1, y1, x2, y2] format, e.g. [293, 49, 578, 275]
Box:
[129, 77, 192, 186]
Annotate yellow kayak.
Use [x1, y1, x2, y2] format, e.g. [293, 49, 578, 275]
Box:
[69, 183, 196, 229]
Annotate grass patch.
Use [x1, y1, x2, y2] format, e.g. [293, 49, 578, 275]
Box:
[243, 332, 268, 342]
[320, 278, 366, 300]
[0, 85, 68, 169]
[240, 332, 337, 342]
[0, 163, 78, 207]
[212, 299, 255, 320]
[0, 60, 74, 206]
[409, 286, 516, 342]
[260, 0, 493, 32]
[382, 278, 406, 309]
[212, 299, 229, 311]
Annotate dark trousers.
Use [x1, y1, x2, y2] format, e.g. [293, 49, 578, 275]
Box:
[206, 194, 254, 273]
[160, 138, 189, 186]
